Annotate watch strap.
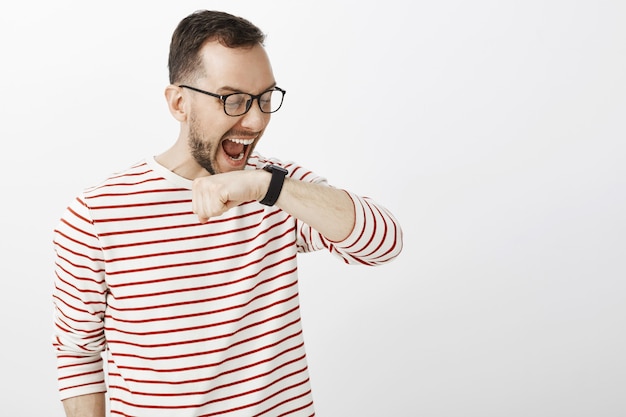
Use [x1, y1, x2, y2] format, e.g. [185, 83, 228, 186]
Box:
[259, 164, 288, 206]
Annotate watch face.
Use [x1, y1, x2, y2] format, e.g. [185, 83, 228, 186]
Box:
[264, 164, 288, 174]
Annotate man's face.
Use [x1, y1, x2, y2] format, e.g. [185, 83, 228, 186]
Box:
[185, 41, 275, 175]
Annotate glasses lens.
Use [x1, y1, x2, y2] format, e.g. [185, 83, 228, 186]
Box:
[259, 89, 284, 113]
[223, 94, 250, 116]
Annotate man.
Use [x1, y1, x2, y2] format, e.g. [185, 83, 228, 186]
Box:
[53, 10, 402, 417]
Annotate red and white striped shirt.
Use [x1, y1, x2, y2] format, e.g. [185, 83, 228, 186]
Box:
[52, 153, 402, 416]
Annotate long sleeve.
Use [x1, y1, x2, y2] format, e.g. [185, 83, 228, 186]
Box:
[52, 195, 108, 400]
[296, 190, 403, 266]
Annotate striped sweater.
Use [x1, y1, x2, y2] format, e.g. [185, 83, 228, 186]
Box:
[52, 153, 402, 416]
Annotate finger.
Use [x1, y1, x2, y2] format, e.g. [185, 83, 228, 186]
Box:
[205, 190, 229, 219]
[192, 183, 210, 223]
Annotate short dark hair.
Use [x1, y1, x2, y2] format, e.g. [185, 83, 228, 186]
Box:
[168, 10, 266, 84]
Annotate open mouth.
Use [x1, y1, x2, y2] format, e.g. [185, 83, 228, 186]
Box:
[222, 138, 254, 161]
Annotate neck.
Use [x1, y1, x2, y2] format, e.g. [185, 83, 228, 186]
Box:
[155, 141, 208, 180]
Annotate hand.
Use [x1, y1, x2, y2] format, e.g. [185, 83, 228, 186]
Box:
[191, 170, 269, 222]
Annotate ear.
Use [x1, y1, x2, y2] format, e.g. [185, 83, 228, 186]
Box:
[165, 85, 188, 122]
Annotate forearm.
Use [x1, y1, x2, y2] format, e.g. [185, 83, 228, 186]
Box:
[275, 177, 355, 242]
[62, 393, 106, 417]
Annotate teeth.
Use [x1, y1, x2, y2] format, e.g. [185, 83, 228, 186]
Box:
[229, 138, 254, 145]
[230, 152, 245, 161]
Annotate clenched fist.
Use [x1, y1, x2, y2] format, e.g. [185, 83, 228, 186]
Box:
[192, 169, 270, 222]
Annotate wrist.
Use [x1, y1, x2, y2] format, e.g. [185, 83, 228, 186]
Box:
[256, 169, 271, 201]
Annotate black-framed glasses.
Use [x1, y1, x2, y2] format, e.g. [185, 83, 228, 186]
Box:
[179, 85, 286, 117]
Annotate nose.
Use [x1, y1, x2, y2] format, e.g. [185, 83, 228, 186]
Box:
[240, 101, 270, 130]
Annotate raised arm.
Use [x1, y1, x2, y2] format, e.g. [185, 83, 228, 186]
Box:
[192, 168, 354, 241]
[191, 165, 402, 264]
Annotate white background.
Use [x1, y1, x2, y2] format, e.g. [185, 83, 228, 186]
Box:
[1, 1, 625, 416]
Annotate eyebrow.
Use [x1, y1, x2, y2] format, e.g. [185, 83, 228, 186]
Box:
[218, 82, 277, 94]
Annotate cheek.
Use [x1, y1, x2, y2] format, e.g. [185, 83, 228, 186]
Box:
[190, 110, 234, 142]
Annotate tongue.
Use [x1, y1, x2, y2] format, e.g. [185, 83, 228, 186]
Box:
[222, 140, 244, 158]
